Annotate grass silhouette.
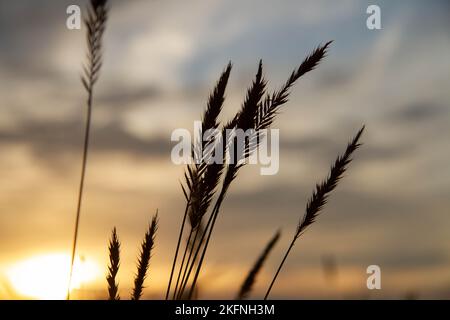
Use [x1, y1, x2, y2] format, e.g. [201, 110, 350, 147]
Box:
[68, 0, 108, 300]
[69, 0, 364, 300]
[237, 230, 281, 300]
[264, 126, 365, 299]
[106, 227, 120, 300]
[131, 213, 158, 300]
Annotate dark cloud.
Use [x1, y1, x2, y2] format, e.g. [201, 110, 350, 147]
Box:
[0, 118, 170, 159]
[225, 182, 414, 227]
[0, 118, 414, 171]
[390, 102, 449, 123]
[281, 133, 416, 163]
[330, 247, 449, 271]
[97, 85, 163, 110]
[0, 0, 74, 70]
[313, 66, 356, 89]
[378, 249, 449, 270]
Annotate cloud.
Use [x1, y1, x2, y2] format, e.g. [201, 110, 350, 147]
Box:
[0, 118, 170, 160]
[1, 0, 450, 299]
[389, 102, 449, 123]
[96, 84, 163, 110]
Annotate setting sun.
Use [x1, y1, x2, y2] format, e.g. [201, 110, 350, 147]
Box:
[6, 253, 100, 300]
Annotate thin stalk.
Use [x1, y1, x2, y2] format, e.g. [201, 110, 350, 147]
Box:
[175, 223, 204, 300]
[172, 227, 194, 299]
[186, 202, 220, 299]
[185, 186, 228, 299]
[165, 197, 191, 299]
[176, 191, 222, 299]
[263, 237, 295, 300]
[67, 0, 108, 299]
[264, 126, 364, 299]
[67, 89, 93, 300]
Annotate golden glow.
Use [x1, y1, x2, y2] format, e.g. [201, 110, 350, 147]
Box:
[6, 253, 100, 300]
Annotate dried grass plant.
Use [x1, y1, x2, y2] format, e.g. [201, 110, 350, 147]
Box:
[131, 213, 158, 300]
[107, 227, 120, 300]
[68, 0, 108, 299]
[237, 230, 281, 300]
[67, 1, 365, 301]
[264, 126, 365, 299]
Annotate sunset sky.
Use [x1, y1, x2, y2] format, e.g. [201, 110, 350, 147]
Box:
[0, 0, 449, 299]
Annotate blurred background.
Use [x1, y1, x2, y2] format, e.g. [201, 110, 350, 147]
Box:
[0, 0, 449, 299]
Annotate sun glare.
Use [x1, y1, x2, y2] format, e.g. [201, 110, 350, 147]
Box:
[6, 253, 100, 300]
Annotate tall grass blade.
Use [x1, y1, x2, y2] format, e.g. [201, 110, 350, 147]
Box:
[187, 43, 332, 298]
[107, 227, 120, 300]
[68, 0, 109, 300]
[264, 126, 365, 299]
[169, 63, 232, 299]
[237, 230, 280, 300]
[132, 212, 158, 300]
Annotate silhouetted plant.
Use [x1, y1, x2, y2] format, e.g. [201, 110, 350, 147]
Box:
[75, 2, 365, 300]
[167, 64, 232, 300]
[104, 213, 158, 301]
[132, 213, 158, 300]
[68, 0, 109, 300]
[237, 230, 281, 300]
[107, 227, 120, 300]
[176, 42, 334, 300]
[264, 126, 365, 299]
